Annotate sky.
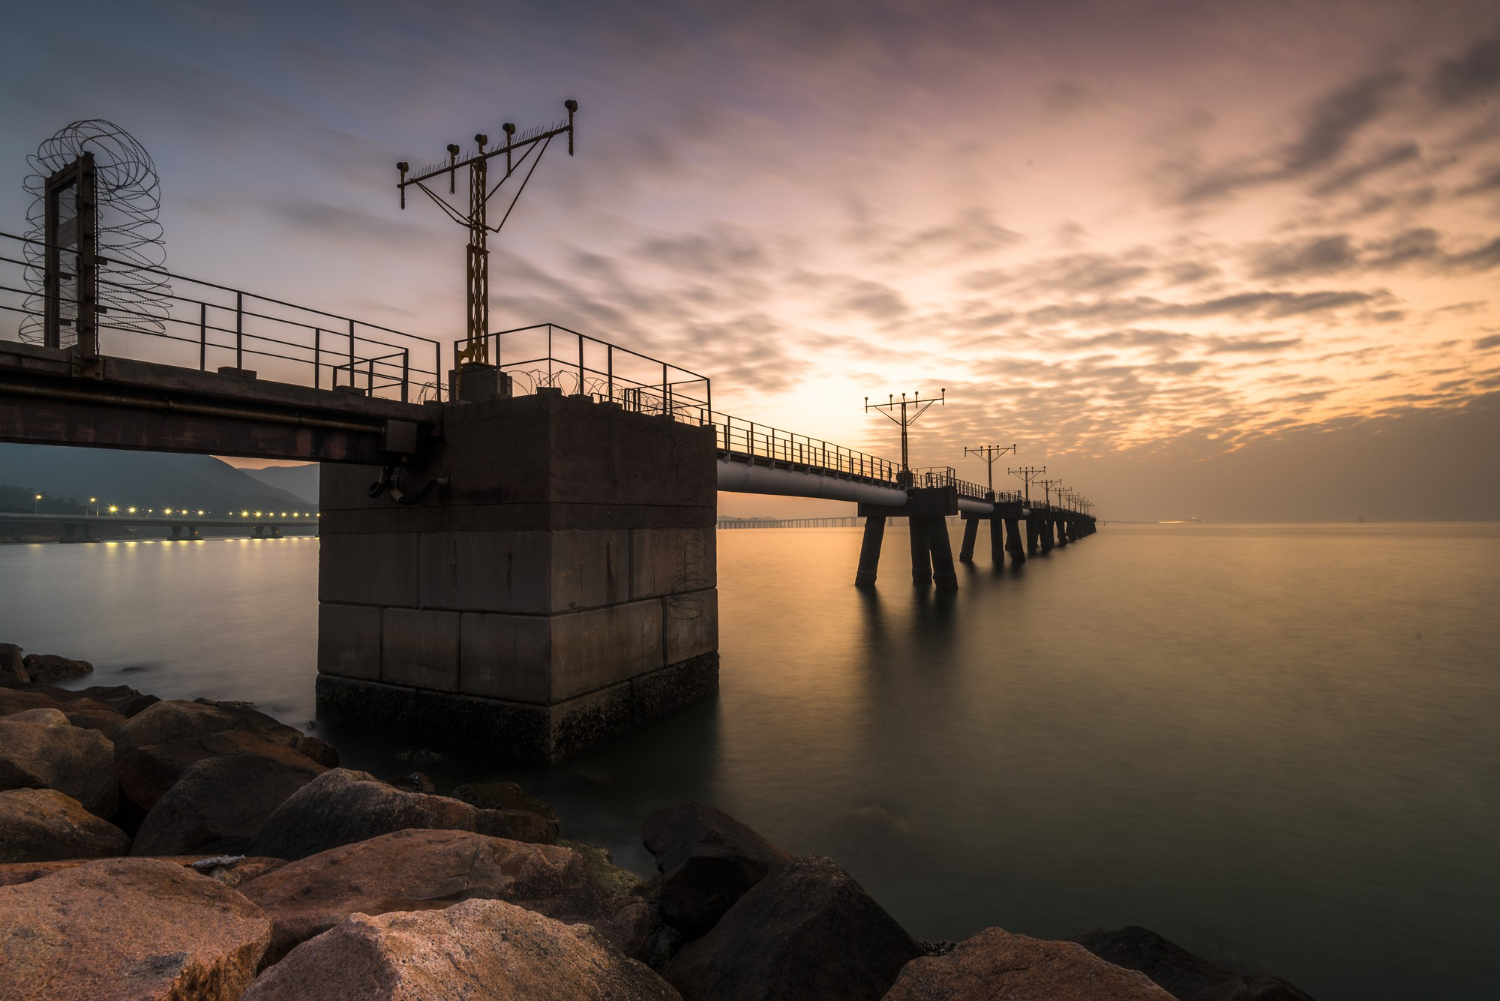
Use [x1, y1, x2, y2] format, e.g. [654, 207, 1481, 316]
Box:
[2, 0, 1498, 520]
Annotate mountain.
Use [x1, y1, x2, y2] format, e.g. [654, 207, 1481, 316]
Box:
[242, 464, 319, 506]
[0, 444, 314, 515]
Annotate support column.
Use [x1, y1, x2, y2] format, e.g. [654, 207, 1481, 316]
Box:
[958, 519, 979, 563]
[1056, 514, 1068, 547]
[1040, 513, 1054, 554]
[1026, 513, 1040, 556]
[909, 517, 933, 585]
[928, 518, 958, 591]
[989, 515, 1004, 565]
[1004, 517, 1026, 566]
[316, 391, 720, 764]
[855, 514, 886, 587]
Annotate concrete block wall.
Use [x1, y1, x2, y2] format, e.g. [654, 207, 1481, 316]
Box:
[316, 391, 719, 762]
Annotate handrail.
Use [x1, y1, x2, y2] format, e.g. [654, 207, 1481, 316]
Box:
[0, 230, 443, 404]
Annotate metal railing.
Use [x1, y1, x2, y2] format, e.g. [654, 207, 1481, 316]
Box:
[909, 466, 993, 499]
[716, 414, 900, 482]
[0, 230, 444, 404]
[489, 323, 901, 481]
[488, 323, 711, 422]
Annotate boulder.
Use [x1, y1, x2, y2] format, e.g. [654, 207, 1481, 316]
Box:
[0, 787, 130, 863]
[644, 801, 790, 939]
[0, 707, 118, 816]
[663, 854, 921, 1001]
[131, 749, 327, 856]
[453, 780, 561, 826]
[0, 685, 128, 732]
[241, 898, 677, 1001]
[240, 827, 650, 965]
[20, 653, 93, 684]
[119, 729, 329, 815]
[111, 698, 328, 765]
[1072, 926, 1317, 1001]
[385, 770, 437, 793]
[0, 853, 285, 888]
[0, 857, 270, 1000]
[886, 927, 1176, 1001]
[253, 768, 557, 861]
[0, 644, 27, 687]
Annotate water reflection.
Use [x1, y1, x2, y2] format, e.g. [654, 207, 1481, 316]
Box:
[1, 525, 1498, 1000]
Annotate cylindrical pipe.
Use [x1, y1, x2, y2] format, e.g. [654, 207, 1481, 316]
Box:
[717, 459, 908, 506]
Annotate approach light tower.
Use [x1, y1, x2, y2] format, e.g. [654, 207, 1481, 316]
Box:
[1039, 478, 1063, 508]
[396, 99, 577, 394]
[1008, 465, 1045, 504]
[964, 443, 1016, 498]
[866, 389, 945, 487]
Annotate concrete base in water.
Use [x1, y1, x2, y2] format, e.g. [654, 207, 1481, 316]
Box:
[315, 390, 719, 763]
[316, 652, 718, 763]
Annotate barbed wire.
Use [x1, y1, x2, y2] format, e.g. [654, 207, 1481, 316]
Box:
[20, 120, 171, 346]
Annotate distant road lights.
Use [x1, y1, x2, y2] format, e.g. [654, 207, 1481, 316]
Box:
[165, 508, 173, 516]
[108, 506, 117, 515]
[241, 510, 249, 518]
[197, 510, 204, 516]
[33, 493, 41, 513]
[128, 507, 136, 514]
[89, 497, 97, 516]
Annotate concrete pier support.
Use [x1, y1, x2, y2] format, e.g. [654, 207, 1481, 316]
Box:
[1039, 512, 1054, 554]
[908, 517, 934, 585]
[1003, 516, 1025, 566]
[958, 518, 980, 563]
[315, 391, 719, 763]
[1025, 513, 1040, 556]
[988, 515, 1004, 565]
[1055, 514, 1068, 547]
[855, 515, 886, 587]
[927, 518, 958, 591]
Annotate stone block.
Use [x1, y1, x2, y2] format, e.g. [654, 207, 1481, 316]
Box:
[546, 681, 634, 761]
[549, 601, 663, 702]
[381, 608, 460, 691]
[549, 530, 630, 612]
[458, 613, 551, 704]
[319, 533, 418, 606]
[664, 588, 719, 665]
[633, 654, 719, 722]
[418, 531, 550, 614]
[318, 604, 383, 681]
[631, 527, 716, 599]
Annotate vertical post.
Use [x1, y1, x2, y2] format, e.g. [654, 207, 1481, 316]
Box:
[200, 304, 208, 371]
[435, 342, 442, 401]
[959, 519, 980, 563]
[662, 361, 669, 418]
[855, 514, 886, 586]
[1004, 516, 1026, 566]
[989, 513, 1005, 565]
[348, 319, 356, 391]
[74, 153, 99, 358]
[928, 517, 958, 591]
[401, 348, 409, 403]
[578, 333, 585, 396]
[235, 291, 244, 372]
[367, 357, 375, 396]
[607, 344, 614, 402]
[908, 517, 933, 586]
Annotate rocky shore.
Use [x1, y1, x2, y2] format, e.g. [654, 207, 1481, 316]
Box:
[0, 641, 1316, 1000]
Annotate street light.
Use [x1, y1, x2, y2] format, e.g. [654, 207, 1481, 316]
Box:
[128, 507, 136, 514]
[108, 505, 117, 515]
[89, 497, 96, 516]
[34, 493, 41, 513]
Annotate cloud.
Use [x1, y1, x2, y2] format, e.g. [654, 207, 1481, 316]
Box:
[1250, 235, 1358, 279]
[1175, 70, 1405, 205]
[1312, 142, 1421, 195]
[1430, 32, 1500, 108]
[1476, 334, 1500, 350]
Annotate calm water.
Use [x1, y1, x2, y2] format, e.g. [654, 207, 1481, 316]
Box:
[2, 524, 1497, 1000]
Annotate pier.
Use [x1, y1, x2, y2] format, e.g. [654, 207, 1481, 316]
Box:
[0, 214, 1095, 760]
